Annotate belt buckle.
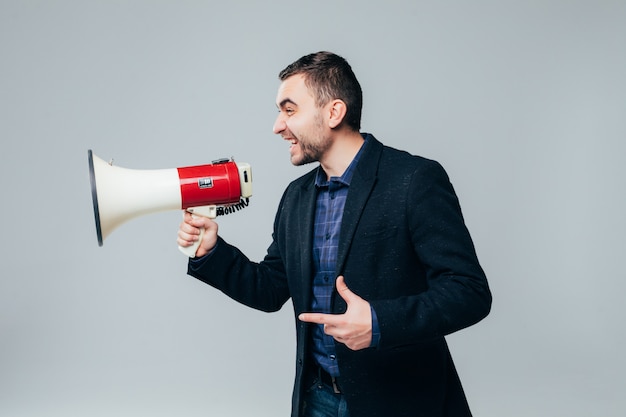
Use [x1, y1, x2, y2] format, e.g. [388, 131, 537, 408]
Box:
[314, 366, 342, 394]
[331, 376, 341, 394]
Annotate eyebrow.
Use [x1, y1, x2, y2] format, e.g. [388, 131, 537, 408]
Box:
[277, 98, 297, 109]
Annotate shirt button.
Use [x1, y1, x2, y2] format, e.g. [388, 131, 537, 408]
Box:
[329, 355, 336, 361]
[325, 233, 331, 240]
[324, 276, 329, 282]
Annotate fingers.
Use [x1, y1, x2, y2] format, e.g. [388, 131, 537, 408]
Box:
[298, 276, 372, 351]
[298, 314, 346, 340]
[298, 312, 335, 325]
[299, 314, 364, 349]
[297, 277, 358, 324]
[335, 275, 347, 292]
[183, 211, 210, 228]
[298, 313, 343, 337]
[335, 276, 354, 302]
[177, 211, 218, 252]
[178, 218, 201, 246]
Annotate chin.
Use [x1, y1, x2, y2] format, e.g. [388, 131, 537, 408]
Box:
[291, 156, 315, 167]
[291, 157, 305, 166]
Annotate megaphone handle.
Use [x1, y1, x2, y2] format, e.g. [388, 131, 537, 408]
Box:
[178, 224, 204, 258]
[178, 206, 218, 258]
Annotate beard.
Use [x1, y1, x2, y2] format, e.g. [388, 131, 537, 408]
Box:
[291, 113, 332, 166]
[295, 137, 331, 166]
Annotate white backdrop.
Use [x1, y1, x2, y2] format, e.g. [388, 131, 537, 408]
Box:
[1, 1, 625, 416]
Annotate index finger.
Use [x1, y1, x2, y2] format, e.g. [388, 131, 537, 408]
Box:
[298, 312, 341, 325]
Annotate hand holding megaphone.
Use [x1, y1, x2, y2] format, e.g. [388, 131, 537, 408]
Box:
[88, 150, 252, 257]
[178, 210, 219, 258]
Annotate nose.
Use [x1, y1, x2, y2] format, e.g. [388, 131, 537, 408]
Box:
[273, 113, 286, 135]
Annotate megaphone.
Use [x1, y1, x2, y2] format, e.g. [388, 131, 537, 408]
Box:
[88, 150, 252, 257]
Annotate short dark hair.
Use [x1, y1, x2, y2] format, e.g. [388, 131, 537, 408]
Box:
[279, 51, 363, 131]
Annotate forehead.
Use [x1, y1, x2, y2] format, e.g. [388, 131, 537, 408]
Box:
[276, 74, 314, 107]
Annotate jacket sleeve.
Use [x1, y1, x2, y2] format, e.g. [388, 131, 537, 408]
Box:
[187, 235, 291, 313]
[186, 185, 293, 313]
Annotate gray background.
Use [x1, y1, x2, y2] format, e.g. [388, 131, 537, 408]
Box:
[2, 1, 625, 416]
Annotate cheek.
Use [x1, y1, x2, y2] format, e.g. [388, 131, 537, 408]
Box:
[285, 118, 303, 137]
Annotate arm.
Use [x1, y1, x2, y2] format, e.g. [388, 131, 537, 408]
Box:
[179, 201, 291, 313]
[371, 160, 492, 348]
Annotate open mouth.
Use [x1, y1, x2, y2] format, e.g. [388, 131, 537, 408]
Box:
[285, 136, 298, 151]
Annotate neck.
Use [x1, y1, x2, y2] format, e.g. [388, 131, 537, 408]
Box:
[319, 130, 364, 178]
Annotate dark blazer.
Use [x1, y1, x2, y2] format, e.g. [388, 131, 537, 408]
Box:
[188, 135, 492, 417]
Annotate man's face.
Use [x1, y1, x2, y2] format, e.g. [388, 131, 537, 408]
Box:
[273, 74, 331, 166]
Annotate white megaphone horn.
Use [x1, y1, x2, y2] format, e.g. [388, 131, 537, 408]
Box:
[88, 150, 252, 257]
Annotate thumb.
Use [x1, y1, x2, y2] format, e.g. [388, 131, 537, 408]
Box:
[335, 276, 356, 304]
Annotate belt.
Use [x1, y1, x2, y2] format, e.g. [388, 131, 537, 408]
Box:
[315, 366, 343, 394]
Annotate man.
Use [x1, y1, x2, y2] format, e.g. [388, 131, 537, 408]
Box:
[178, 51, 491, 417]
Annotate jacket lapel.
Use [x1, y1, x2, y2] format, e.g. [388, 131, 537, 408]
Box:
[336, 137, 383, 277]
[296, 175, 317, 309]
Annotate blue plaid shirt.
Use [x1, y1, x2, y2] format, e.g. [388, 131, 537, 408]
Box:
[311, 136, 380, 377]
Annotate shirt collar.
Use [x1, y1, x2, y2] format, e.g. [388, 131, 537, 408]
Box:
[315, 134, 369, 188]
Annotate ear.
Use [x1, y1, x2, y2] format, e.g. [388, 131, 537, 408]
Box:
[327, 99, 348, 129]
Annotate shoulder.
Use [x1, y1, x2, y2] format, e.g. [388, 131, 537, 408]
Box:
[363, 134, 448, 180]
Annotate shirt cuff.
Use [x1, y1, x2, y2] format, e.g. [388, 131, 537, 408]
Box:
[370, 305, 381, 348]
[188, 244, 218, 270]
